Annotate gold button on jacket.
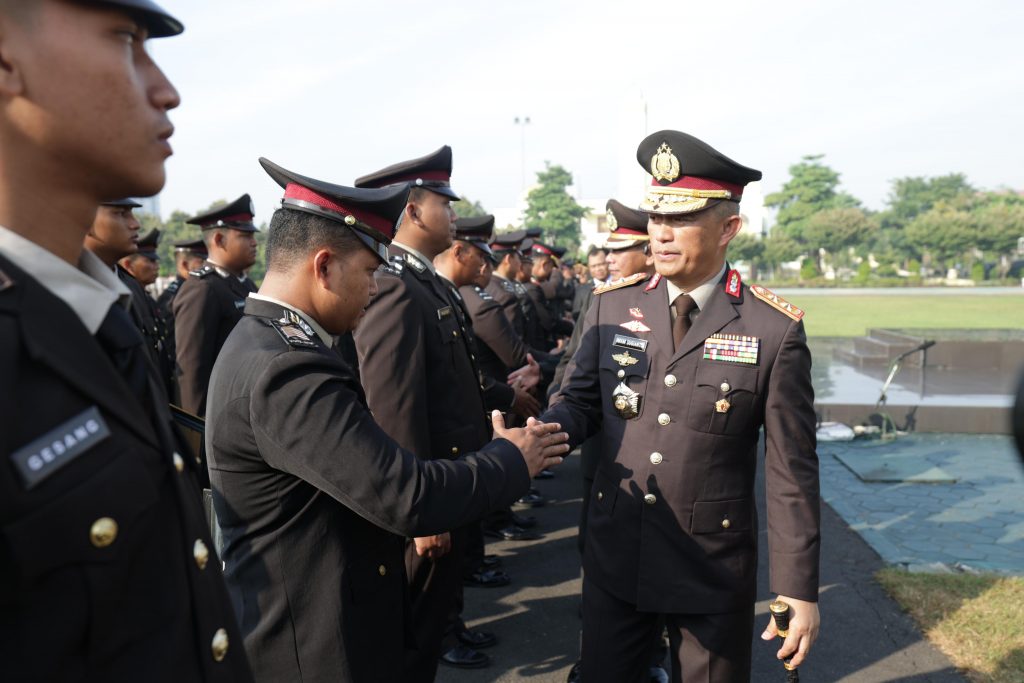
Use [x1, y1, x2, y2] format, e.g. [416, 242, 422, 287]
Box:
[193, 539, 209, 570]
[90, 517, 117, 548]
[657, 413, 670, 425]
[211, 628, 229, 662]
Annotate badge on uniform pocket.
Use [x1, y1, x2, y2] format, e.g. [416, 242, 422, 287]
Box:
[611, 382, 641, 419]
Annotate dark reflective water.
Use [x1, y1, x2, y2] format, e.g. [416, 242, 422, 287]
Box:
[810, 338, 1016, 408]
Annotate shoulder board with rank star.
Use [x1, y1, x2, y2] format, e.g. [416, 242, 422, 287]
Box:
[594, 272, 649, 295]
[267, 318, 318, 349]
[474, 286, 495, 301]
[750, 284, 804, 321]
[403, 253, 426, 273]
[190, 265, 215, 278]
[644, 273, 662, 292]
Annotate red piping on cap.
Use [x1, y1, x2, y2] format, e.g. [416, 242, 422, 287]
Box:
[284, 183, 394, 238]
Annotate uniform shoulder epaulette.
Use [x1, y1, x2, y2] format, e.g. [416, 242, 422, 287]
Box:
[750, 284, 804, 321]
[594, 272, 649, 295]
[165, 279, 180, 293]
[190, 265, 215, 279]
[474, 285, 494, 301]
[265, 318, 318, 350]
[403, 253, 427, 273]
[499, 279, 516, 294]
[378, 256, 403, 277]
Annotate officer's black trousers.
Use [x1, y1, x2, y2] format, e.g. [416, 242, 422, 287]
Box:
[581, 576, 754, 683]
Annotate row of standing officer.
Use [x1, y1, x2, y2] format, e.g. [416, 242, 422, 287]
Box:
[0, 3, 570, 683]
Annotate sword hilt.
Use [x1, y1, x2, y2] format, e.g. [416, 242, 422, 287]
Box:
[769, 600, 800, 681]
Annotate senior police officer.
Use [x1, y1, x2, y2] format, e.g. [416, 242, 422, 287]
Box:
[0, 1, 254, 679]
[205, 159, 568, 683]
[543, 131, 821, 682]
[172, 194, 258, 418]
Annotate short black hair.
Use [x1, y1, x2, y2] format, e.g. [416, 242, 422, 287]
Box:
[265, 208, 366, 272]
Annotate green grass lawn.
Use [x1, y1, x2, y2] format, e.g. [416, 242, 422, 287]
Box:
[876, 569, 1024, 682]
[781, 295, 1023, 337]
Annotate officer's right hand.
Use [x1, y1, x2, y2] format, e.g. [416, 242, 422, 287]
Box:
[491, 411, 570, 478]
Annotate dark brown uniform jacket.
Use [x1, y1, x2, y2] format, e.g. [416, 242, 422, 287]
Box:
[172, 263, 257, 417]
[119, 267, 175, 396]
[206, 296, 529, 683]
[0, 254, 253, 682]
[459, 283, 528, 387]
[543, 272, 820, 614]
[353, 245, 493, 678]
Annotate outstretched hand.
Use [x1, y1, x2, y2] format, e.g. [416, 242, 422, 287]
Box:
[507, 353, 541, 392]
[491, 411, 570, 478]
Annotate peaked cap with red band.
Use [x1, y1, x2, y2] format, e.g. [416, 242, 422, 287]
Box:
[354, 145, 459, 201]
[187, 193, 259, 233]
[636, 130, 761, 215]
[260, 157, 410, 264]
[531, 241, 565, 260]
[604, 198, 650, 250]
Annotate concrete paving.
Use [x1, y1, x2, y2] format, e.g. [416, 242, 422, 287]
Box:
[438, 447, 965, 682]
[820, 434, 1024, 574]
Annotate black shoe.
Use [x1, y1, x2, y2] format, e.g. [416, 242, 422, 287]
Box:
[534, 468, 555, 479]
[648, 666, 669, 683]
[439, 644, 490, 669]
[510, 512, 537, 528]
[515, 492, 547, 508]
[483, 525, 541, 541]
[566, 660, 581, 682]
[464, 568, 512, 588]
[481, 554, 502, 568]
[457, 629, 498, 649]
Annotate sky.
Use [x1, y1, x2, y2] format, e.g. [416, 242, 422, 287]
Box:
[150, 0, 1024, 222]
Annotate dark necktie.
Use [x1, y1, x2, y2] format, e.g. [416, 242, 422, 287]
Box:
[672, 294, 698, 351]
[95, 302, 152, 409]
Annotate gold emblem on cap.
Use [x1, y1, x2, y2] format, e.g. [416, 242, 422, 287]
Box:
[651, 143, 681, 183]
[606, 209, 618, 231]
[344, 214, 356, 226]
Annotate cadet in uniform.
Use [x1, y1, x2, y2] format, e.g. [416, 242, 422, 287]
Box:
[544, 131, 821, 682]
[120, 226, 161, 288]
[157, 236, 207, 385]
[158, 237, 207, 321]
[172, 194, 259, 417]
[0, 2, 253, 680]
[353, 146, 499, 679]
[85, 200, 173, 393]
[206, 158, 568, 682]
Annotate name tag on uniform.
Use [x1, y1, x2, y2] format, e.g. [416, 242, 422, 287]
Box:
[612, 334, 648, 353]
[9, 407, 111, 489]
[437, 306, 453, 321]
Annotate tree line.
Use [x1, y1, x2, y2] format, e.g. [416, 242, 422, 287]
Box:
[731, 155, 1024, 284]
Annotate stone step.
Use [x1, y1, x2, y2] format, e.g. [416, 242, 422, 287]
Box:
[868, 328, 925, 346]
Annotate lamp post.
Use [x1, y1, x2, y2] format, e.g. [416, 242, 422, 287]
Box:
[513, 116, 531, 192]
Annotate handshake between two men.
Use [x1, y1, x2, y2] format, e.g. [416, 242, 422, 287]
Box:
[413, 410, 570, 561]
